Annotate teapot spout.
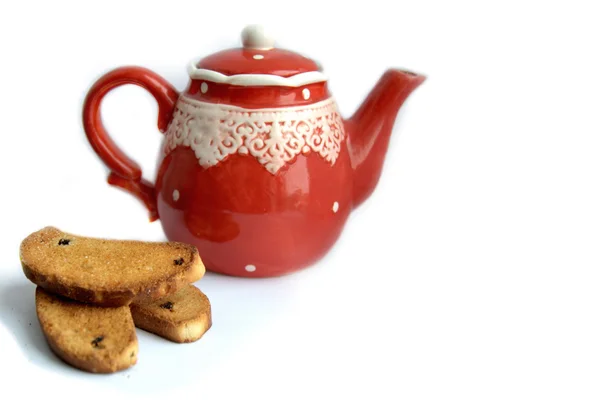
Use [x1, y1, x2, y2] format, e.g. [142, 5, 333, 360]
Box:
[345, 69, 425, 208]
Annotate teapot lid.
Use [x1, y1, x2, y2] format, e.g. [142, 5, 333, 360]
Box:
[188, 25, 327, 87]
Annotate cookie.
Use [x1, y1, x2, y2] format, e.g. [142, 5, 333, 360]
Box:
[130, 285, 212, 343]
[20, 227, 205, 306]
[35, 287, 138, 373]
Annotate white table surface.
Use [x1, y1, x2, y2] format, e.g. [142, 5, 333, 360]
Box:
[2, 1, 600, 399]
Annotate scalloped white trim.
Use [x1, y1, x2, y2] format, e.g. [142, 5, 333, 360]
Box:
[163, 96, 345, 174]
[187, 63, 328, 87]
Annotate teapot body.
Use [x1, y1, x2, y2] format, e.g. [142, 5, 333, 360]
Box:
[82, 25, 425, 278]
[154, 90, 353, 276]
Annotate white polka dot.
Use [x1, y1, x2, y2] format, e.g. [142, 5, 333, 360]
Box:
[253, 54, 264, 60]
[238, 146, 249, 154]
[332, 201, 339, 213]
[201, 82, 208, 93]
[302, 145, 310, 153]
[302, 88, 310, 100]
[172, 190, 180, 202]
[245, 264, 256, 272]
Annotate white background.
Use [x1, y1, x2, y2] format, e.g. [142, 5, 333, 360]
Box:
[1, 0, 599, 399]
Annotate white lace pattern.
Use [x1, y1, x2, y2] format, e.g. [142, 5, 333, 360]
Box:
[162, 96, 346, 174]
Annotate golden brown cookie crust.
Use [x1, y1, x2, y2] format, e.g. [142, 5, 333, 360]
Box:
[21, 227, 205, 306]
[35, 287, 138, 373]
[130, 285, 212, 343]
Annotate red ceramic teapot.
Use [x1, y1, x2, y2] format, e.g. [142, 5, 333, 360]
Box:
[82, 25, 425, 277]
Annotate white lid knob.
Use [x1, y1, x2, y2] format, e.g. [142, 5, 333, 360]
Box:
[242, 25, 275, 50]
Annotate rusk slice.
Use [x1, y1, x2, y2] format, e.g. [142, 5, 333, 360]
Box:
[20, 227, 205, 306]
[130, 285, 212, 343]
[35, 287, 138, 373]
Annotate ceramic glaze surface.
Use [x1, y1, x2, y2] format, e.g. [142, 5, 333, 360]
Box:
[163, 96, 345, 174]
[82, 25, 426, 277]
[154, 144, 353, 277]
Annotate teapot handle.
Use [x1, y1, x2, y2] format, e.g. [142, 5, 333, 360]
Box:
[82, 67, 179, 221]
